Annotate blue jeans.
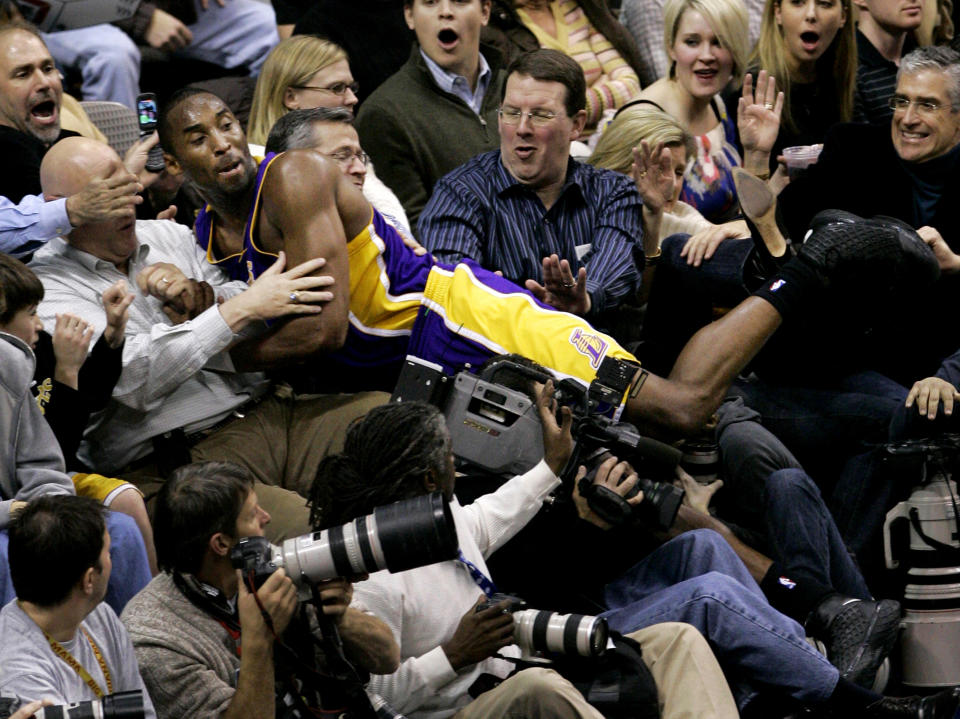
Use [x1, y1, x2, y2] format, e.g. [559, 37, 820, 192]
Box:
[764, 469, 871, 599]
[729, 374, 905, 555]
[601, 529, 838, 709]
[0, 511, 151, 615]
[44, 0, 277, 108]
[714, 398, 870, 599]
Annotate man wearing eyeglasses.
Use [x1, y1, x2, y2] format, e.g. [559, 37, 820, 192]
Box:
[355, 0, 505, 235]
[776, 45, 960, 381]
[417, 49, 650, 318]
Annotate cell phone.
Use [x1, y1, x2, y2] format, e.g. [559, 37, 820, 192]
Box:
[136, 92, 165, 173]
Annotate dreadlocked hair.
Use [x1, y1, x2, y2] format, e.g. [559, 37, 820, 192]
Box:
[309, 401, 451, 529]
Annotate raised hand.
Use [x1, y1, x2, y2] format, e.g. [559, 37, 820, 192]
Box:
[738, 71, 784, 162]
[101, 279, 135, 348]
[631, 140, 674, 214]
[52, 314, 94, 388]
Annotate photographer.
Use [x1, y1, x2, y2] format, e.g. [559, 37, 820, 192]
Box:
[120, 462, 398, 719]
[0, 495, 155, 716]
[311, 386, 740, 719]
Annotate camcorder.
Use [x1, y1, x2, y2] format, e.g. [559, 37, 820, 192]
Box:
[230, 492, 458, 599]
[391, 356, 685, 530]
[477, 593, 610, 658]
[0, 691, 144, 719]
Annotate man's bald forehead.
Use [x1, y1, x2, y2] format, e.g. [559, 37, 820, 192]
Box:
[40, 137, 121, 198]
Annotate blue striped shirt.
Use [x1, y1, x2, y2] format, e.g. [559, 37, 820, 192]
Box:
[418, 150, 644, 314]
[420, 48, 492, 117]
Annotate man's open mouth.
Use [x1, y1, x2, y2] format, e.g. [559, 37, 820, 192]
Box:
[217, 158, 242, 175]
[30, 99, 56, 122]
[438, 28, 459, 50]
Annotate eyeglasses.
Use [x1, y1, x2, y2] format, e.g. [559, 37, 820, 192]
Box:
[498, 106, 559, 127]
[327, 148, 369, 166]
[290, 81, 360, 97]
[888, 95, 947, 116]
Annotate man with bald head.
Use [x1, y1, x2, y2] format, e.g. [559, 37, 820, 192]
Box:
[29, 137, 388, 540]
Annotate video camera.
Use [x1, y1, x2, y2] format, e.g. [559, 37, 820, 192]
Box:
[0, 691, 144, 719]
[231, 492, 458, 600]
[391, 356, 685, 530]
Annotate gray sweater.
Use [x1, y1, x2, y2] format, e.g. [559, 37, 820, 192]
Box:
[121, 573, 239, 719]
[355, 46, 505, 235]
[0, 331, 73, 529]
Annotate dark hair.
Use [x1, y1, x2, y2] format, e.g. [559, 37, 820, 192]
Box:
[9, 495, 106, 607]
[310, 402, 450, 528]
[503, 49, 587, 117]
[0, 253, 43, 324]
[153, 461, 254, 574]
[157, 87, 224, 153]
[265, 106, 354, 154]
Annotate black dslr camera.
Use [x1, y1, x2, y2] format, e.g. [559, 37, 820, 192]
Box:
[391, 355, 684, 530]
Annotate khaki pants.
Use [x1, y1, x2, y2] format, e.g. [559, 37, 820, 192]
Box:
[125, 390, 389, 543]
[453, 623, 737, 719]
[630, 622, 738, 719]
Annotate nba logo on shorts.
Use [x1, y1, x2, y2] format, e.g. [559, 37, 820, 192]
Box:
[569, 328, 609, 370]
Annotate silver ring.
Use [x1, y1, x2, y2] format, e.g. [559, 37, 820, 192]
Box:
[562, 281, 576, 288]
[289, 291, 300, 303]
[764, 103, 774, 110]
[158, 276, 170, 287]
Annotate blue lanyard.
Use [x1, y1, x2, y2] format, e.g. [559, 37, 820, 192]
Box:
[457, 550, 498, 597]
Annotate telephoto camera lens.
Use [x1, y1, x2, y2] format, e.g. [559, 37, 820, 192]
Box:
[233, 492, 459, 592]
[512, 609, 609, 657]
[28, 691, 144, 719]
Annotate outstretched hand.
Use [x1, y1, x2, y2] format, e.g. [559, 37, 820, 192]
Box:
[738, 71, 784, 159]
[525, 254, 592, 315]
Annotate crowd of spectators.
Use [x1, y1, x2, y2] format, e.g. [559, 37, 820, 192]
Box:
[2, 0, 960, 717]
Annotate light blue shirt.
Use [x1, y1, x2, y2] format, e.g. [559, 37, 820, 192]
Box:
[420, 48, 492, 116]
[0, 195, 69, 258]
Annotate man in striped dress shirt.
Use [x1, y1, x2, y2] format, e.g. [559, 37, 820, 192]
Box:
[418, 49, 652, 318]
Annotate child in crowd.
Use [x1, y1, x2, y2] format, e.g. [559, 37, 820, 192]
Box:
[0, 253, 156, 574]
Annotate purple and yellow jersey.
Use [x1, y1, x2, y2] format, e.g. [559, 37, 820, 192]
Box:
[411, 261, 637, 417]
[193, 155, 638, 411]
[194, 154, 280, 284]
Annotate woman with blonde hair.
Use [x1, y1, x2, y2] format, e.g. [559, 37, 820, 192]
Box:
[590, 103, 754, 266]
[247, 35, 357, 146]
[247, 35, 412, 235]
[749, 0, 856, 169]
[635, 0, 781, 224]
